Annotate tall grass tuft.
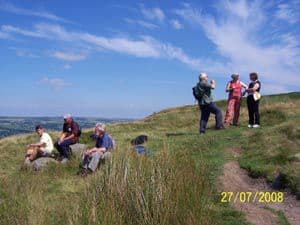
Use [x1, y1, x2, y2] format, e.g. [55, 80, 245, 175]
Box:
[73, 147, 215, 225]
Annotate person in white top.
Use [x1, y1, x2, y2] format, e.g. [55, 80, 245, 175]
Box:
[25, 125, 54, 163]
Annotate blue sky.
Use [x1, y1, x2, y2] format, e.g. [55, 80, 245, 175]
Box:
[0, 0, 299, 118]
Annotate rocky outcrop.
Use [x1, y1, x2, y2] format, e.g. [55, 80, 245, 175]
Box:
[69, 143, 87, 156]
[30, 157, 58, 170]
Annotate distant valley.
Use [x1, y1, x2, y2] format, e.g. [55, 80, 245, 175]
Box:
[0, 117, 132, 139]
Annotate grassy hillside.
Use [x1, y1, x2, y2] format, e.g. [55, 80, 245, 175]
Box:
[0, 92, 299, 225]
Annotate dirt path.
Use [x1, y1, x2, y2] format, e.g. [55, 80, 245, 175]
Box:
[219, 149, 300, 225]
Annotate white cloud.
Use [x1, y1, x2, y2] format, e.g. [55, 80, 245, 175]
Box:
[275, 3, 299, 24]
[1, 23, 160, 57]
[222, 0, 250, 20]
[0, 2, 72, 24]
[0, 22, 228, 72]
[170, 19, 183, 29]
[174, 1, 300, 90]
[51, 51, 87, 61]
[141, 6, 165, 22]
[1, 25, 45, 38]
[124, 18, 159, 29]
[37, 77, 71, 88]
[63, 64, 72, 70]
[81, 34, 162, 58]
[8, 47, 40, 58]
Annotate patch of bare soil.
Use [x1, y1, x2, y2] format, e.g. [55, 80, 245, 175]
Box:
[219, 161, 300, 225]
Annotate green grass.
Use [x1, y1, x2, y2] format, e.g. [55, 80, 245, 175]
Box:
[265, 208, 291, 225]
[0, 92, 299, 225]
[239, 105, 300, 193]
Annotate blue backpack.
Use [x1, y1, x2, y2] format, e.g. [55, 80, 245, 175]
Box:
[134, 145, 153, 156]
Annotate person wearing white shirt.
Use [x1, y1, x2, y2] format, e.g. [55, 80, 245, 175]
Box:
[25, 125, 54, 163]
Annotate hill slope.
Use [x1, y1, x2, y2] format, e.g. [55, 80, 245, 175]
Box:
[0, 92, 299, 225]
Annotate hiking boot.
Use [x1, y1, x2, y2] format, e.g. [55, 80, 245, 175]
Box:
[216, 125, 225, 130]
[87, 168, 93, 175]
[247, 124, 253, 128]
[253, 124, 260, 128]
[77, 168, 93, 177]
[77, 168, 87, 176]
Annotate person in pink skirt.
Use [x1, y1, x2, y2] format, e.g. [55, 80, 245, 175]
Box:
[224, 73, 247, 126]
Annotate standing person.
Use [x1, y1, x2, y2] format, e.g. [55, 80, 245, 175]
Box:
[54, 114, 79, 163]
[77, 123, 114, 176]
[25, 125, 54, 163]
[224, 73, 248, 126]
[193, 72, 223, 134]
[245, 72, 261, 128]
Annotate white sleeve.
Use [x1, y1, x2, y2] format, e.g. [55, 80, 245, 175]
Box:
[253, 83, 260, 91]
[240, 81, 248, 88]
[40, 134, 47, 144]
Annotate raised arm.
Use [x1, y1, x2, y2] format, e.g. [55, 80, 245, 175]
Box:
[240, 81, 248, 89]
[210, 80, 216, 89]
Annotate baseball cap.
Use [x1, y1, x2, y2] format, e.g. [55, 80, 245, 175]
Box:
[63, 113, 72, 119]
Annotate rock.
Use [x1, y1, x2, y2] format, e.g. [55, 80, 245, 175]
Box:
[294, 153, 300, 160]
[69, 143, 87, 155]
[30, 157, 58, 170]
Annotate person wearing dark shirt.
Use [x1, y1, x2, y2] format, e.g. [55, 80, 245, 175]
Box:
[245, 72, 261, 128]
[195, 72, 223, 134]
[54, 114, 79, 163]
[77, 123, 114, 176]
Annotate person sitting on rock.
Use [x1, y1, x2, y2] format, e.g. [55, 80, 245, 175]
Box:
[25, 125, 54, 164]
[77, 123, 114, 176]
[54, 114, 79, 164]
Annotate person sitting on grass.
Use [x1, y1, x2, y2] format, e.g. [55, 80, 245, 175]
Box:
[77, 123, 114, 177]
[25, 125, 54, 164]
[54, 114, 79, 164]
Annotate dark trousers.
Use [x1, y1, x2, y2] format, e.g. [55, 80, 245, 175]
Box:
[55, 139, 75, 158]
[199, 102, 223, 133]
[247, 95, 260, 125]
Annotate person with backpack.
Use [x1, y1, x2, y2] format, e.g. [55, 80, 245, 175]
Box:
[245, 72, 261, 128]
[54, 114, 80, 163]
[193, 72, 223, 134]
[77, 123, 114, 176]
[224, 73, 248, 126]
